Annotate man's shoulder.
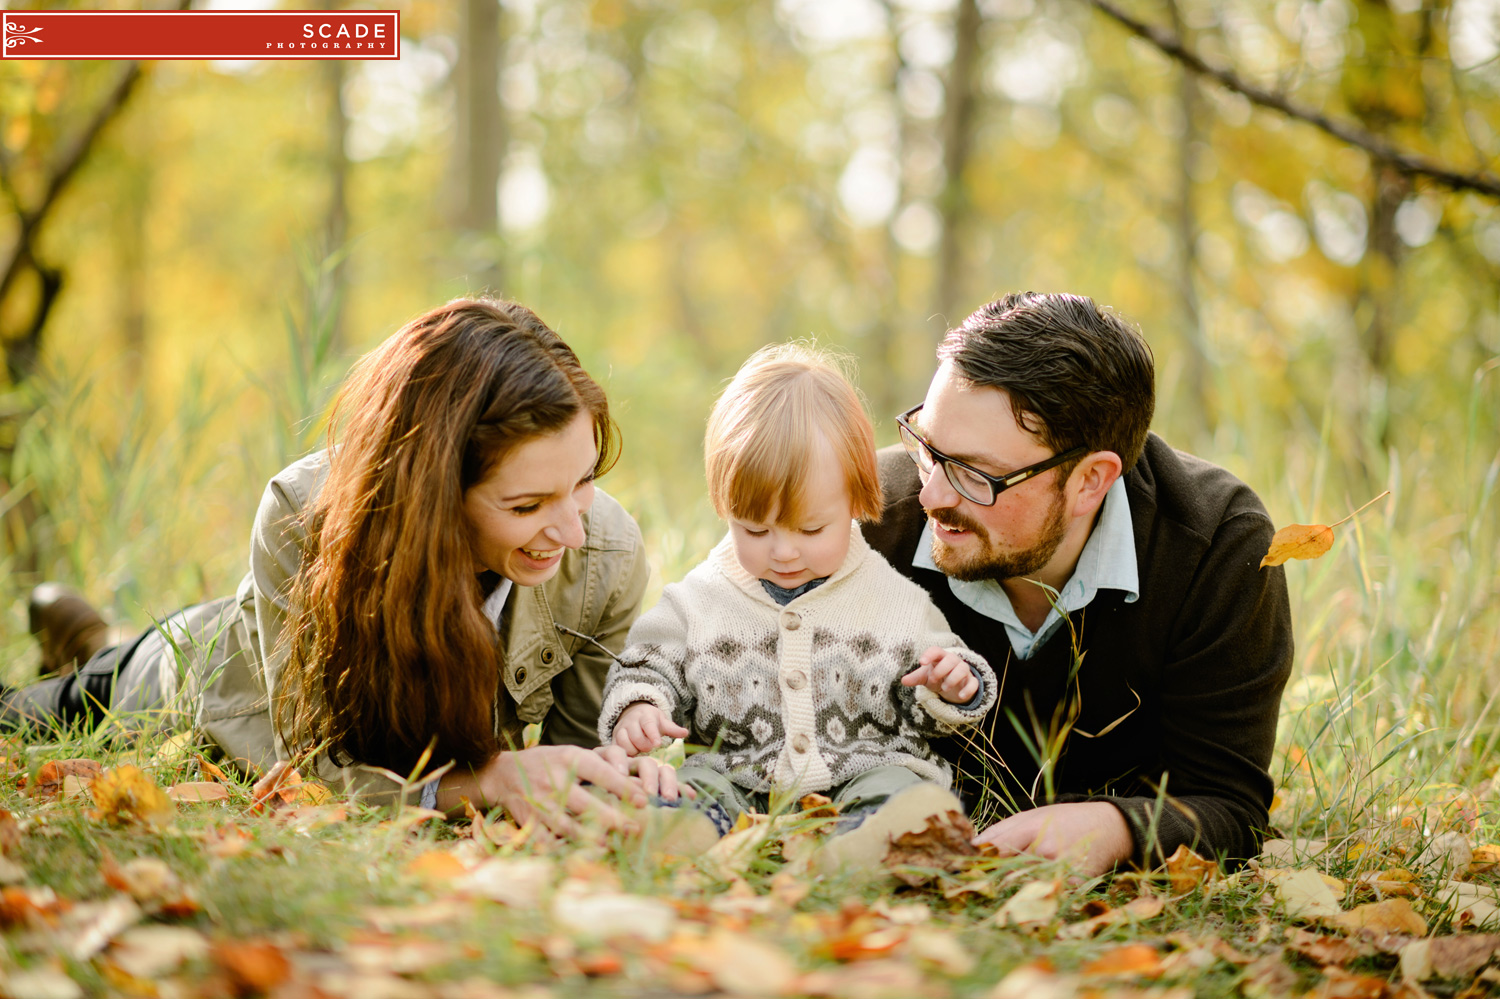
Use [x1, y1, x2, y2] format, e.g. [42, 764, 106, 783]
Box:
[863, 446, 927, 572]
[1128, 433, 1273, 545]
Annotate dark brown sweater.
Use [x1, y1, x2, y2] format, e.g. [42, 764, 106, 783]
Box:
[862, 434, 1293, 865]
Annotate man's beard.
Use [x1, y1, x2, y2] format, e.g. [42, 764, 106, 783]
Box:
[927, 489, 1069, 583]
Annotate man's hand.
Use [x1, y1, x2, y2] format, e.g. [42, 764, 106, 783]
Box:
[901, 647, 979, 704]
[612, 702, 690, 756]
[973, 801, 1133, 877]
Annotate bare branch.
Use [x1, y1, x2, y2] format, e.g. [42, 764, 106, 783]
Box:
[1088, 0, 1500, 199]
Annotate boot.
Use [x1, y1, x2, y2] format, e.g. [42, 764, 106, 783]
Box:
[28, 583, 110, 677]
[813, 783, 972, 877]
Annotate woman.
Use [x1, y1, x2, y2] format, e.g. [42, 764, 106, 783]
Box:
[4, 299, 666, 835]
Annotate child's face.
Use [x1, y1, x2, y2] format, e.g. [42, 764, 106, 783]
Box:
[729, 453, 853, 589]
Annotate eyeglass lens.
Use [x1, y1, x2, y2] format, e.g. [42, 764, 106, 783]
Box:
[898, 423, 996, 505]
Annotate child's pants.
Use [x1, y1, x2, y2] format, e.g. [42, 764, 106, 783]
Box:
[671, 763, 929, 832]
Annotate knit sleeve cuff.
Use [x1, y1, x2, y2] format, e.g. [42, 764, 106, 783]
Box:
[913, 648, 996, 727]
[597, 682, 678, 746]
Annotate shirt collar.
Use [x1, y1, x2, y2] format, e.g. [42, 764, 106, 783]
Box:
[913, 477, 1138, 658]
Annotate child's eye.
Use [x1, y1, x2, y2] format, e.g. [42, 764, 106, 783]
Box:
[801, 526, 825, 536]
[743, 528, 769, 537]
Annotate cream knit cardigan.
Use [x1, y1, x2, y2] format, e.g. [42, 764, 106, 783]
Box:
[598, 523, 997, 794]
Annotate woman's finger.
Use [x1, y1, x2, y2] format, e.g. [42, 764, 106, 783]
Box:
[565, 785, 630, 834]
[634, 757, 662, 797]
[594, 744, 632, 774]
[573, 749, 649, 808]
[654, 762, 681, 802]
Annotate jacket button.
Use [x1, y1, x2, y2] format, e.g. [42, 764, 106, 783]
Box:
[780, 611, 801, 631]
[541, 648, 555, 665]
[515, 666, 528, 685]
[791, 734, 810, 754]
[786, 671, 807, 690]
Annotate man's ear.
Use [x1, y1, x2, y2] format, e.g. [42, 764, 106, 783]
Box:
[1067, 451, 1123, 519]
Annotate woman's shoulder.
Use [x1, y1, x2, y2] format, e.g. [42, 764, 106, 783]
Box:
[262, 449, 333, 516]
[581, 486, 644, 554]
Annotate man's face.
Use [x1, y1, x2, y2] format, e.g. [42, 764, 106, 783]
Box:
[915, 363, 1071, 582]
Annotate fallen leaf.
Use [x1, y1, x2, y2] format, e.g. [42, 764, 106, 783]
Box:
[996, 880, 1061, 930]
[212, 939, 291, 993]
[345, 934, 457, 975]
[1259, 837, 1330, 866]
[1163, 844, 1219, 893]
[249, 763, 329, 814]
[552, 882, 676, 942]
[1261, 867, 1347, 900]
[1287, 928, 1363, 967]
[1260, 523, 1334, 568]
[798, 958, 927, 999]
[1470, 844, 1500, 875]
[884, 808, 978, 885]
[459, 857, 555, 908]
[1080, 943, 1163, 979]
[3, 967, 84, 999]
[167, 781, 230, 805]
[363, 900, 468, 932]
[694, 928, 799, 996]
[405, 850, 468, 883]
[823, 926, 906, 963]
[66, 896, 144, 961]
[1400, 935, 1500, 981]
[0, 808, 20, 854]
[0, 856, 26, 885]
[1415, 832, 1473, 875]
[107, 925, 210, 980]
[987, 962, 1077, 999]
[90, 765, 173, 828]
[1437, 880, 1500, 929]
[1058, 894, 1165, 939]
[1308, 966, 1391, 999]
[1332, 898, 1427, 937]
[1242, 953, 1301, 998]
[1272, 868, 1343, 920]
[799, 793, 840, 820]
[906, 928, 977, 976]
[29, 758, 102, 802]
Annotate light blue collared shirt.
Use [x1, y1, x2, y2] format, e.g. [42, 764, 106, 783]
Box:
[913, 477, 1139, 660]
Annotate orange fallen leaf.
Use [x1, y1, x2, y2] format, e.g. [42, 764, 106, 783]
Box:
[1260, 523, 1335, 568]
[0, 808, 19, 855]
[1081, 943, 1163, 979]
[1311, 966, 1392, 999]
[212, 940, 291, 992]
[1471, 844, 1500, 875]
[249, 762, 328, 814]
[29, 758, 102, 801]
[799, 793, 839, 821]
[197, 755, 230, 783]
[167, 782, 230, 805]
[91, 765, 173, 828]
[823, 926, 906, 963]
[1163, 844, 1219, 893]
[1332, 897, 1427, 937]
[1287, 928, 1363, 967]
[406, 851, 468, 883]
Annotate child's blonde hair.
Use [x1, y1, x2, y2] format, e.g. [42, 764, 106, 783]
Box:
[705, 342, 883, 526]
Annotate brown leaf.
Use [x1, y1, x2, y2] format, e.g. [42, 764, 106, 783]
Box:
[167, 781, 230, 805]
[212, 940, 291, 993]
[996, 880, 1061, 930]
[1471, 844, 1500, 875]
[1401, 935, 1500, 981]
[1287, 928, 1364, 967]
[884, 808, 978, 886]
[1333, 898, 1428, 937]
[1080, 943, 1163, 979]
[1307, 966, 1392, 999]
[822, 926, 906, 963]
[1058, 894, 1166, 939]
[1242, 953, 1301, 998]
[1163, 844, 1219, 893]
[91, 765, 173, 828]
[0, 808, 20, 855]
[248, 761, 325, 814]
[1260, 523, 1335, 568]
[799, 793, 840, 820]
[798, 959, 929, 999]
[29, 758, 102, 801]
[197, 755, 231, 783]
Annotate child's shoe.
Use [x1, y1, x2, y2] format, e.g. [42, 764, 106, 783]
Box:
[641, 805, 724, 858]
[814, 783, 972, 877]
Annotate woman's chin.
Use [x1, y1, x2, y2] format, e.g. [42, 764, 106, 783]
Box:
[507, 549, 565, 584]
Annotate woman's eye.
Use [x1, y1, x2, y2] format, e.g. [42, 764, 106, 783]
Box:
[511, 503, 541, 515]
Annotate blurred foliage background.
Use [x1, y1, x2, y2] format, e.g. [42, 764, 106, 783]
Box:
[1, 0, 1498, 811]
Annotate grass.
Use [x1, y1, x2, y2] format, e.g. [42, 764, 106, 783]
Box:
[0, 306, 1495, 996]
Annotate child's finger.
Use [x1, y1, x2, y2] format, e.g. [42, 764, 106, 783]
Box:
[641, 714, 664, 747]
[660, 718, 690, 739]
[614, 728, 639, 755]
[900, 665, 930, 687]
[918, 646, 946, 666]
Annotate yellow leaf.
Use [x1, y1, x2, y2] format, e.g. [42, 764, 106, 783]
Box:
[1332, 897, 1427, 936]
[1080, 943, 1163, 979]
[1163, 844, 1219, 893]
[167, 782, 229, 805]
[1272, 868, 1342, 920]
[91, 765, 173, 828]
[405, 851, 467, 883]
[1260, 523, 1334, 568]
[996, 880, 1060, 930]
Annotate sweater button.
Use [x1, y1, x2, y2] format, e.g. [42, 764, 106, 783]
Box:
[786, 671, 807, 690]
[791, 734, 810, 754]
[780, 611, 801, 631]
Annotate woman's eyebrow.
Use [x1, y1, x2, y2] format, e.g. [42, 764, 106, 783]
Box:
[500, 490, 552, 503]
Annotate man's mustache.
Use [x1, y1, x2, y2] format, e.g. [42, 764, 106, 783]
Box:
[924, 507, 987, 538]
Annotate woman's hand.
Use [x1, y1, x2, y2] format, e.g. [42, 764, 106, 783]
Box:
[901, 647, 979, 704]
[594, 744, 696, 803]
[612, 702, 690, 755]
[465, 745, 649, 839]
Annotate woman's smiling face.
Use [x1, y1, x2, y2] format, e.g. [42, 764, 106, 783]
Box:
[462, 411, 598, 586]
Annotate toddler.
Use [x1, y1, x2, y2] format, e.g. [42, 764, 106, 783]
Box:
[598, 343, 996, 866]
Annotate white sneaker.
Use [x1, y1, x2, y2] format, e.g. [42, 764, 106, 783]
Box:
[814, 783, 972, 877]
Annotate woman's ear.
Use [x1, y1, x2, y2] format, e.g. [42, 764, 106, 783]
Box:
[1067, 451, 1123, 519]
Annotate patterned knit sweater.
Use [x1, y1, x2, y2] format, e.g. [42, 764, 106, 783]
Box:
[598, 524, 998, 794]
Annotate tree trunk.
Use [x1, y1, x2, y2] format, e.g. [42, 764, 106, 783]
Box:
[455, 0, 505, 294]
[323, 59, 350, 352]
[1168, 0, 1213, 440]
[935, 0, 981, 331]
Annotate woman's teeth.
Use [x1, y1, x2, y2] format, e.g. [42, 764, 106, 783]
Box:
[522, 547, 562, 560]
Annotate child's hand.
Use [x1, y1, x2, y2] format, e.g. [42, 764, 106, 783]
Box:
[613, 702, 691, 756]
[901, 647, 979, 704]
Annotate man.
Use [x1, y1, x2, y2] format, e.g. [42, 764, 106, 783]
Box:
[863, 292, 1292, 875]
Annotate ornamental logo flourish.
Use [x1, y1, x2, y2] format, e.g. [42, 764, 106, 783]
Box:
[4, 24, 43, 49]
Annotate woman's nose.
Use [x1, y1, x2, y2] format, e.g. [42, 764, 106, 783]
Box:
[543, 506, 586, 549]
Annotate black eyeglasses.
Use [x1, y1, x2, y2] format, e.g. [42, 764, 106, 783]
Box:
[896, 404, 1088, 507]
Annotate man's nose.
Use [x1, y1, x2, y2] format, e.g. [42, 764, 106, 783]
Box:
[919, 466, 960, 510]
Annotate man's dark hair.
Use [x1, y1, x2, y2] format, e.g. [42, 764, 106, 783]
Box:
[938, 292, 1156, 472]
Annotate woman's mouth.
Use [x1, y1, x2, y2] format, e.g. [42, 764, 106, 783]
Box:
[519, 546, 563, 568]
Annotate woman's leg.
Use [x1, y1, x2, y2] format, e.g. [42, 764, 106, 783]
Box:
[0, 627, 157, 733]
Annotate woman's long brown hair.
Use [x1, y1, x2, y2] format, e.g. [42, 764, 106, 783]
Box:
[278, 299, 618, 777]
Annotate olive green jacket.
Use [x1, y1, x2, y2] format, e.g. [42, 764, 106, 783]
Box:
[175, 450, 649, 801]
